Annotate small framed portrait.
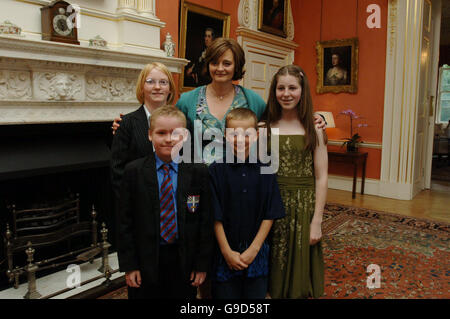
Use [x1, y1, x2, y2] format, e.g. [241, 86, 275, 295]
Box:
[179, 1, 230, 92]
[316, 38, 359, 94]
[258, 0, 287, 37]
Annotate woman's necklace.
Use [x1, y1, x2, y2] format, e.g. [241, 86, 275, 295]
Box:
[209, 85, 234, 100]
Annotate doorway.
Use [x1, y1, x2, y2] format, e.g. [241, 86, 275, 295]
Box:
[430, 66, 450, 192]
[422, 0, 450, 194]
[429, 1, 450, 193]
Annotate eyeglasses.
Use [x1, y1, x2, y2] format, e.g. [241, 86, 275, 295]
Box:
[145, 79, 169, 87]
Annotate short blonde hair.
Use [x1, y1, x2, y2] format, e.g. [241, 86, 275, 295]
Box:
[136, 62, 176, 105]
[149, 105, 187, 131]
[225, 108, 257, 129]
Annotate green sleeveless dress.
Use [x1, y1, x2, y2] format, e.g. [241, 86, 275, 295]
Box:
[269, 135, 324, 299]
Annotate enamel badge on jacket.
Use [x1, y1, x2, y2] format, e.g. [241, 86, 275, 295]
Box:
[187, 195, 200, 213]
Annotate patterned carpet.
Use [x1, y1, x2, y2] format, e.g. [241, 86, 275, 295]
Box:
[98, 203, 450, 299]
[321, 203, 450, 299]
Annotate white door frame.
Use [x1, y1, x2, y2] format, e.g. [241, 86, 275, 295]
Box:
[380, 0, 441, 200]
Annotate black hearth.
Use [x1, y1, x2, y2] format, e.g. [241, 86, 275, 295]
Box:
[0, 122, 115, 290]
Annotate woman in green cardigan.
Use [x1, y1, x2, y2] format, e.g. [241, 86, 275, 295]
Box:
[175, 38, 266, 164]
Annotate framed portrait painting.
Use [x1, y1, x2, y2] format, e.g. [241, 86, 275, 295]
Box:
[316, 38, 359, 94]
[258, 0, 287, 37]
[179, 1, 230, 92]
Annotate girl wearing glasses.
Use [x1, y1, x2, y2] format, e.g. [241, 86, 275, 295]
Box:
[110, 62, 176, 200]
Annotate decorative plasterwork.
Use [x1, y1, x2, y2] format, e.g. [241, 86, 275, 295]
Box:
[0, 36, 188, 124]
[34, 72, 84, 101]
[285, 0, 294, 41]
[388, 0, 398, 57]
[0, 70, 32, 100]
[238, 0, 252, 28]
[85, 75, 136, 102]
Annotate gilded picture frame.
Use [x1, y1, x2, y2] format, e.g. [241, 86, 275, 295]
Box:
[179, 1, 230, 92]
[258, 0, 287, 37]
[316, 38, 359, 94]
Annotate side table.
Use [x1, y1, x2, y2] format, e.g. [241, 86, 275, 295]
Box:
[328, 151, 368, 199]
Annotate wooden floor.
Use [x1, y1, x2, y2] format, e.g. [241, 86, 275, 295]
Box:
[327, 180, 450, 224]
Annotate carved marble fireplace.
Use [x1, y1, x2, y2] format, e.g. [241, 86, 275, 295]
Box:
[0, 0, 187, 124]
[0, 0, 188, 292]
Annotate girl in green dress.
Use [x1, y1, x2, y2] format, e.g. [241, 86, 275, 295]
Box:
[261, 65, 328, 299]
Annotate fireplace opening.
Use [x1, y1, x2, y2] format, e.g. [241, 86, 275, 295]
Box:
[0, 122, 115, 291]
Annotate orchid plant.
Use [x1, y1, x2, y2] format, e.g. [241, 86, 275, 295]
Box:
[339, 109, 368, 152]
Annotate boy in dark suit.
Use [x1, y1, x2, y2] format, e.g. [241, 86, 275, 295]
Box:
[117, 105, 213, 299]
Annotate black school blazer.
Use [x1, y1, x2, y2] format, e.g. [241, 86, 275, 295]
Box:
[110, 105, 153, 199]
[116, 155, 213, 284]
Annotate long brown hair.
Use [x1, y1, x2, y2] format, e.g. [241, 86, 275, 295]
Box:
[261, 64, 324, 152]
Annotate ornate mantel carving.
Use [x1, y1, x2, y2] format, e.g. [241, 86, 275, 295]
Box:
[0, 36, 188, 124]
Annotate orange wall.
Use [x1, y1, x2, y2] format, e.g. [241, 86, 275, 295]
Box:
[293, 0, 388, 179]
[157, 0, 240, 99]
[156, 0, 387, 180]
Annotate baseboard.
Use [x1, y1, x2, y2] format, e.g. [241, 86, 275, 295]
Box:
[377, 180, 414, 200]
[328, 174, 380, 196]
[328, 175, 415, 200]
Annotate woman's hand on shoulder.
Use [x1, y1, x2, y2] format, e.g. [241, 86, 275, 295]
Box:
[313, 113, 327, 130]
[111, 113, 124, 135]
[314, 122, 328, 147]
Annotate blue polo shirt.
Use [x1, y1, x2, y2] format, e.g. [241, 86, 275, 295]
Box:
[155, 153, 179, 244]
[209, 159, 285, 282]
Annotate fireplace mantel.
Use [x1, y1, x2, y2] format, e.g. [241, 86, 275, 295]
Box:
[0, 36, 187, 72]
[0, 0, 188, 125]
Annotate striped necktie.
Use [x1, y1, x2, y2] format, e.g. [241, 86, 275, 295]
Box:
[160, 164, 176, 243]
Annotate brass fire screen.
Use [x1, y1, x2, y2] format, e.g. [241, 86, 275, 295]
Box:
[4, 194, 106, 298]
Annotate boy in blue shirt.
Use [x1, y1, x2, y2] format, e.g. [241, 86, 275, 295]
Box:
[209, 108, 285, 299]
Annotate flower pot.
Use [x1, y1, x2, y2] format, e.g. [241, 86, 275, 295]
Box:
[346, 144, 358, 152]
